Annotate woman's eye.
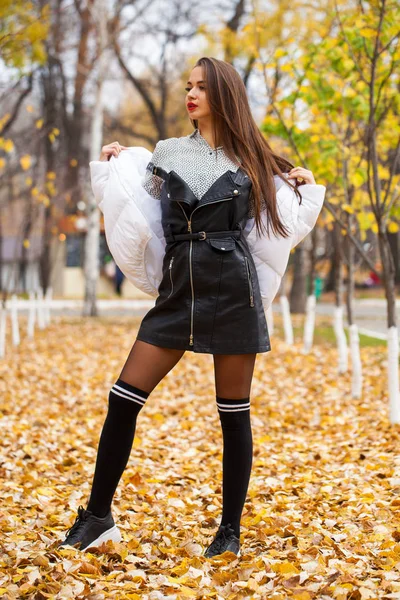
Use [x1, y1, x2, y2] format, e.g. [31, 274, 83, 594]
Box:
[185, 86, 205, 91]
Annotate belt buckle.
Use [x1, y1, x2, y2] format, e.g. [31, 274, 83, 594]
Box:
[198, 231, 207, 240]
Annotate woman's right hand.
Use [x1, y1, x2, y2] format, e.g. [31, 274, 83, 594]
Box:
[99, 141, 128, 161]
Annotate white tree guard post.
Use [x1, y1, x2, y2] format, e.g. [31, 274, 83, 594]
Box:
[333, 306, 348, 373]
[310, 405, 321, 427]
[10, 294, 20, 347]
[36, 288, 46, 330]
[349, 323, 363, 399]
[44, 286, 52, 326]
[27, 290, 36, 339]
[388, 326, 400, 424]
[280, 295, 293, 345]
[303, 294, 316, 354]
[266, 304, 274, 335]
[0, 308, 6, 358]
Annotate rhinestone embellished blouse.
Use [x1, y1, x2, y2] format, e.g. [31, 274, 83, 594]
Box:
[141, 128, 258, 219]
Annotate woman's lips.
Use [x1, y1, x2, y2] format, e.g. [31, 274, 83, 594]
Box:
[187, 104, 197, 111]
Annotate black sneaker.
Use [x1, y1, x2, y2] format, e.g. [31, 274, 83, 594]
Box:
[203, 523, 241, 558]
[57, 505, 122, 551]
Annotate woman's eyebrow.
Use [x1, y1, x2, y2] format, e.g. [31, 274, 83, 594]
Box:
[186, 80, 205, 84]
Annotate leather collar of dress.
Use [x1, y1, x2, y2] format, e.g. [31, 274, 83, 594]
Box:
[167, 168, 248, 210]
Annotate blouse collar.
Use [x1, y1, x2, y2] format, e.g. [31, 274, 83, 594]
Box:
[190, 128, 223, 151]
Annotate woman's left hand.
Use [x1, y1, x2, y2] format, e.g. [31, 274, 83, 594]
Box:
[287, 167, 316, 185]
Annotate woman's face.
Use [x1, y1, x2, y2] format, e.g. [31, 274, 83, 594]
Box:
[185, 66, 211, 120]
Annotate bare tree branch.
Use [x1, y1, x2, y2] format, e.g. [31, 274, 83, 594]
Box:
[334, 0, 369, 84]
[0, 73, 34, 135]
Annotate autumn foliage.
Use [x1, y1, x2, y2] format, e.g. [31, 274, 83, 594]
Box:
[0, 316, 398, 599]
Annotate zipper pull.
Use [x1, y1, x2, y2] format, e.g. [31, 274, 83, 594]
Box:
[189, 334, 194, 346]
[250, 296, 254, 307]
[169, 257, 174, 268]
[187, 220, 191, 232]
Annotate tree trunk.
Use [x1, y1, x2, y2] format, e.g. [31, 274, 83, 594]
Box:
[377, 228, 400, 423]
[334, 223, 344, 308]
[64, 2, 93, 213]
[303, 228, 319, 353]
[378, 230, 397, 329]
[324, 229, 337, 292]
[309, 227, 318, 291]
[387, 229, 400, 284]
[19, 203, 35, 293]
[345, 217, 355, 326]
[345, 215, 363, 397]
[289, 235, 312, 313]
[333, 222, 348, 373]
[39, 53, 59, 294]
[83, 0, 109, 317]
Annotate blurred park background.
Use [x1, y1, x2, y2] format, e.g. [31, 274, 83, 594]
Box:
[0, 0, 398, 305]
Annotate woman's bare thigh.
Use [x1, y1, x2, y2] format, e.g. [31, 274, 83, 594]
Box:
[118, 339, 186, 394]
[213, 353, 257, 399]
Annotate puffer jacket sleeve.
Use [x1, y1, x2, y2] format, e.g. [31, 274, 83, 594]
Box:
[97, 145, 165, 298]
[244, 178, 326, 313]
[244, 205, 295, 314]
[89, 160, 110, 213]
[290, 183, 326, 249]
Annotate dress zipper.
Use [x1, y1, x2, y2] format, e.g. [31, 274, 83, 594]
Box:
[244, 256, 255, 307]
[167, 256, 175, 298]
[177, 196, 233, 346]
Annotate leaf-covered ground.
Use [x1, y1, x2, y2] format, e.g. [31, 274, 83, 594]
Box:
[1, 315, 399, 600]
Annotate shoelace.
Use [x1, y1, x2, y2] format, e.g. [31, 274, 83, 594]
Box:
[65, 505, 90, 539]
[209, 523, 236, 554]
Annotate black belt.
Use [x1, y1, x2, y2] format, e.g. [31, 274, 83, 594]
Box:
[165, 229, 242, 243]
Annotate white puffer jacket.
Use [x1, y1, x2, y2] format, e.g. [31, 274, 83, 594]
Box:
[89, 147, 326, 312]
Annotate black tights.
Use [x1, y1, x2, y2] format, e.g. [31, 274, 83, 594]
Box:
[87, 340, 256, 537]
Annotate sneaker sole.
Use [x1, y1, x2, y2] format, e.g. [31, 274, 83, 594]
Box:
[59, 525, 122, 552]
[84, 524, 122, 550]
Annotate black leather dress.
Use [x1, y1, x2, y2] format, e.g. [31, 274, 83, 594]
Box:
[136, 165, 271, 354]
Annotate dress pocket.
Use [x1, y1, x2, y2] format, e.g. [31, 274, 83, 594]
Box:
[244, 256, 255, 307]
[209, 238, 236, 252]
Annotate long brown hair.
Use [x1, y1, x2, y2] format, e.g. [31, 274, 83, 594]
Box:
[189, 56, 303, 238]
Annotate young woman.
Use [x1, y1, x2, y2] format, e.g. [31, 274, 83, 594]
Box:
[58, 56, 322, 558]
